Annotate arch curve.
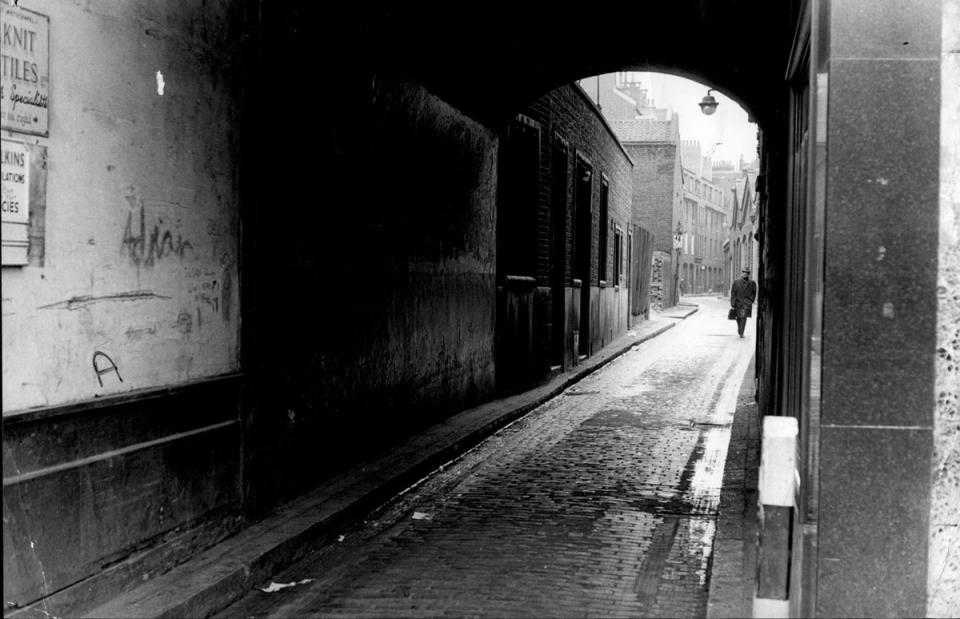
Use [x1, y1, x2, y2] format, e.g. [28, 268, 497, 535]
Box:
[322, 2, 800, 128]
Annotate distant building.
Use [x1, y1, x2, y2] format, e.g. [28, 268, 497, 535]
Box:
[584, 72, 685, 310]
[608, 118, 683, 310]
[728, 163, 759, 285]
[589, 74, 739, 306]
[678, 141, 726, 294]
[586, 73, 671, 121]
[712, 155, 759, 290]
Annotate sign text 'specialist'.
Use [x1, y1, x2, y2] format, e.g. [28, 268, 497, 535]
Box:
[1, 3, 49, 135]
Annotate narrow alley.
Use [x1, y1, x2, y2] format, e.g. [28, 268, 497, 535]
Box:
[216, 297, 753, 618]
[5, 3, 956, 617]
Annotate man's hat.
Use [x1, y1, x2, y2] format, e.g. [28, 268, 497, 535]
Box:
[741, 267, 751, 274]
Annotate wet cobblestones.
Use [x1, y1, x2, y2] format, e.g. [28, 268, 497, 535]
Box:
[219, 298, 754, 618]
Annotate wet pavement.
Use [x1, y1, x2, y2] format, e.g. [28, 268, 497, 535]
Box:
[217, 297, 754, 618]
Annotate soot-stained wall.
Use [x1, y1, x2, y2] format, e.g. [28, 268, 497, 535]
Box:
[247, 72, 498, 504]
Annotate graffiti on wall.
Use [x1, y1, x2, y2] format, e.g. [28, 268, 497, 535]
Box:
[121, 206, 193, 268]
[184, 264, 233, 326]
[176, 311, 193, 335]
[193, 278, 220, 316]
[92, 351, 122, 387]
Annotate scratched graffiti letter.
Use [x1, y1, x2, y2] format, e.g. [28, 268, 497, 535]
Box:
[92, 351, 123, 387]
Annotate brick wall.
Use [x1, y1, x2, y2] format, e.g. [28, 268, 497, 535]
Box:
[622, 142, 681, 306]
[500, 82, 633, 379]
[624, 143, 680, 256]
[522, 83, 633, 287]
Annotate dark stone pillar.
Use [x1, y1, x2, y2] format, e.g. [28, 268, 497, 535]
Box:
[817, 1, 941, 615]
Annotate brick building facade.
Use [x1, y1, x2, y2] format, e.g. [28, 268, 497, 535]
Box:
[608, 119, 683, 309]
[497, 83, 635, 389]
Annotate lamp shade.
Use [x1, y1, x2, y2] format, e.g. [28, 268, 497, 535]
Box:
[699, 91, 719, 115]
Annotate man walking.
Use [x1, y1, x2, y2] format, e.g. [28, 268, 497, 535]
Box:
[730, 267, 757, 338]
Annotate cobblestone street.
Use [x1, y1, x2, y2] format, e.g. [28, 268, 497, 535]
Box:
[219, 297, 754, 618]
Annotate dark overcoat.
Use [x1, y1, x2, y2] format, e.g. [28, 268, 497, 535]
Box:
[730, 277, 757, 318]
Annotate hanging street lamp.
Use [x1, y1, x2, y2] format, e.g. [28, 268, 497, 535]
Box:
[699, 89, 719, 115]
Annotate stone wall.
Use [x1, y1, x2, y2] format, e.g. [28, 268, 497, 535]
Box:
[930, 0, 960, 614]
[650, 251, 668, 311]
[816, 1, 942, 614]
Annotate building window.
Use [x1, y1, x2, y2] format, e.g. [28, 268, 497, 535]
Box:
[613, 226, 623, 285]
[573, 155, 593, 286]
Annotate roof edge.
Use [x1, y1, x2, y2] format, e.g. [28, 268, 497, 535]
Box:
[571, 81, 635, 167]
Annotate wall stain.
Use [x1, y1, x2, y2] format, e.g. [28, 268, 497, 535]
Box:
[124, 325, 157, 341]
[177, 312, 193, 335]
[221, 269, 231, 321]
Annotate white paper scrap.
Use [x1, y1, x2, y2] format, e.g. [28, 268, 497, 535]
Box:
[256, 578, 315, 593]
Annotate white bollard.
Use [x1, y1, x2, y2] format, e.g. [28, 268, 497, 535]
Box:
[753, 415, 797, 619]
[758, 416, 797, 508]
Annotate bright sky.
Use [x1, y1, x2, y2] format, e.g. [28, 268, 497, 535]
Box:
[631, 72, 758, 167]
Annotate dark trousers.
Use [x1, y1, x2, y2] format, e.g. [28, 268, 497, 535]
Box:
[735, 306, 748, 337]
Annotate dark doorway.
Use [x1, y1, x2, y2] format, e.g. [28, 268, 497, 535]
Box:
[497, 119, 540, 279]
[574, 156, 593, 357]
[550, 135, 569, 368]
[495, 117, 541, 393]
